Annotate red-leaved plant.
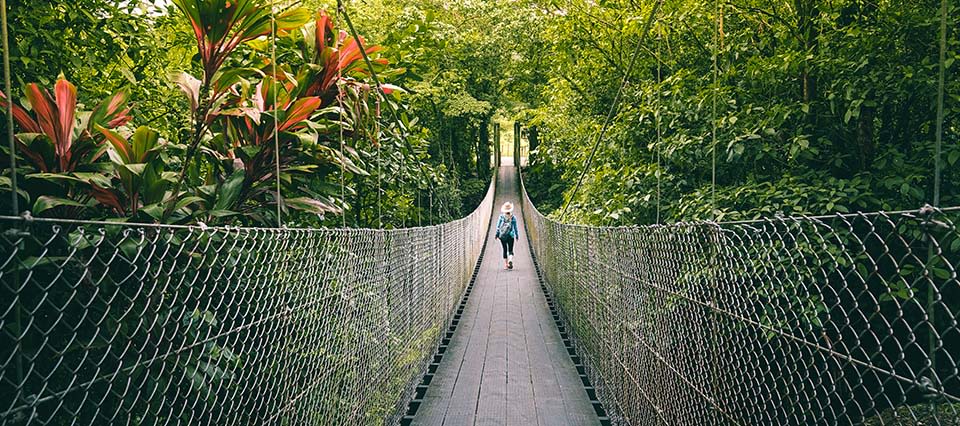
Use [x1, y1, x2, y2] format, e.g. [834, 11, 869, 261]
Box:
[164, 0, 311, 220]
[0, 78, 131, 174]
[0, 78, 135, 215]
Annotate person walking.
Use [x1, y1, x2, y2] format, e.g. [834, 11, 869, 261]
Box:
[495, 202, 519, 269]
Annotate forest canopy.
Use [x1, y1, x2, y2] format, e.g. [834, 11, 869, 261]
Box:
[0, 0, 957, 227]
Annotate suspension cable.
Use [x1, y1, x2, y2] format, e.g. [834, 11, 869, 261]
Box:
[926, 0, 950, 392]
[336, 0, 347, 229]
[559, 0, 663, 221]
[933, 0, 947, 207]
[339, 5, 448, 224]
[655, 27, 662, 225]
[711, 0, 720, 220]
[1, 0, 17, 215]
[271, 1, 282, 227]
[376, 98, 382, 227]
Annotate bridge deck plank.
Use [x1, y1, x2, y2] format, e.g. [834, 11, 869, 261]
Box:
[412, 166, 600, 426]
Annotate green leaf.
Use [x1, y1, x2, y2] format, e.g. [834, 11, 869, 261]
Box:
[0, 176, 30, 204]
[208, 209, 240, 218]
[286, 197, 339, 214]
[33, 196, 85, 214]
[120, 163, 148, 176]
[947, 150, 959, 166]
[175, 196, 205, 212]
[26, 172, 87, 184]
[213, 168, 245, 211]
[131, 126, 160, 161]
[932, 267, 951, 280]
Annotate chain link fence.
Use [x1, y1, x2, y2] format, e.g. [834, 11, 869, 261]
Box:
[521, 174, 959, 426]
[0, 179, 493, 425]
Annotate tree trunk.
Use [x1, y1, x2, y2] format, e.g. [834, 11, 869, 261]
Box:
[796, 0, 820, 104]
[478, 117, 491, 179]
[528, 125, 539, 154]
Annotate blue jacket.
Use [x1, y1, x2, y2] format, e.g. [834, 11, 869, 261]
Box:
[495, 214, 518, 239]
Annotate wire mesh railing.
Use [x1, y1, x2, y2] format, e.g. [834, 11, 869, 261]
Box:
[520, 173, 960, 426]
[0, 178, 494, 425]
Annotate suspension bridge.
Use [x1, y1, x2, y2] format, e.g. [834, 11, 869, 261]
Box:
[1, 155, 958, 425]
[0, 0, 956, 421]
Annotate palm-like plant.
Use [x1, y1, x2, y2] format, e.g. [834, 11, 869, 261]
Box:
[203, 73, 363, 218]
[295, 11, 387, 103]
[0, 78, 131, 174]
[165, 2, 408, 223]
[164, 0, 311, 220]
[171, 0, 310, 92]
[95, 126, 179, 218]
[0, 78, 134, 215]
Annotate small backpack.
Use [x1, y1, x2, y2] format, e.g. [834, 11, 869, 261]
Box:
[497, 216, 512, 238]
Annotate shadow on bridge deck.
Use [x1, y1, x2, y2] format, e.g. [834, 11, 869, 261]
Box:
[412, 166, 600, 426]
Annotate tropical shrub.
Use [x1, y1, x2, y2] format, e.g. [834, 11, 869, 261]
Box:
[0, 78, 135, 216]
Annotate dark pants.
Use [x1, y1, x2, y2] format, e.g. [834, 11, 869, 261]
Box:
[500, 236, 514, 259]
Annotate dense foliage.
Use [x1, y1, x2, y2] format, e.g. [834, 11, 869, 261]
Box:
[0, 0, 490, 228]
[520, 0, 958, 224]
[510, 2, 959, 423]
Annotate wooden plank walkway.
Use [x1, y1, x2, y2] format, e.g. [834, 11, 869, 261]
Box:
[412, 166, 600, 426]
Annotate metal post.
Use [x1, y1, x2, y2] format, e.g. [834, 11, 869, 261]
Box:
[1, 0, 19, 215]
[1, 0, 25, 412]
[925, 0, 949, 399]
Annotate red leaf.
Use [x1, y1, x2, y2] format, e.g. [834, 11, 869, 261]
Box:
[0, 90, 41, 133]
[96, 125, 133, 164]
[173, 72, 201, 113]
[54, 78, 78, 160]
[278, 97, 321, 132]
[315, 12, 333, 58]
[24, 84, 59, 147]
[89, 183, 124, 213]
[104, 91, 126, 114]
[105, 108, 133, 128]
[90, 91, 132, 130]
[338, 37, 364, 70]
[14, 140, 48, 173]
[338, 36, 382, 72]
